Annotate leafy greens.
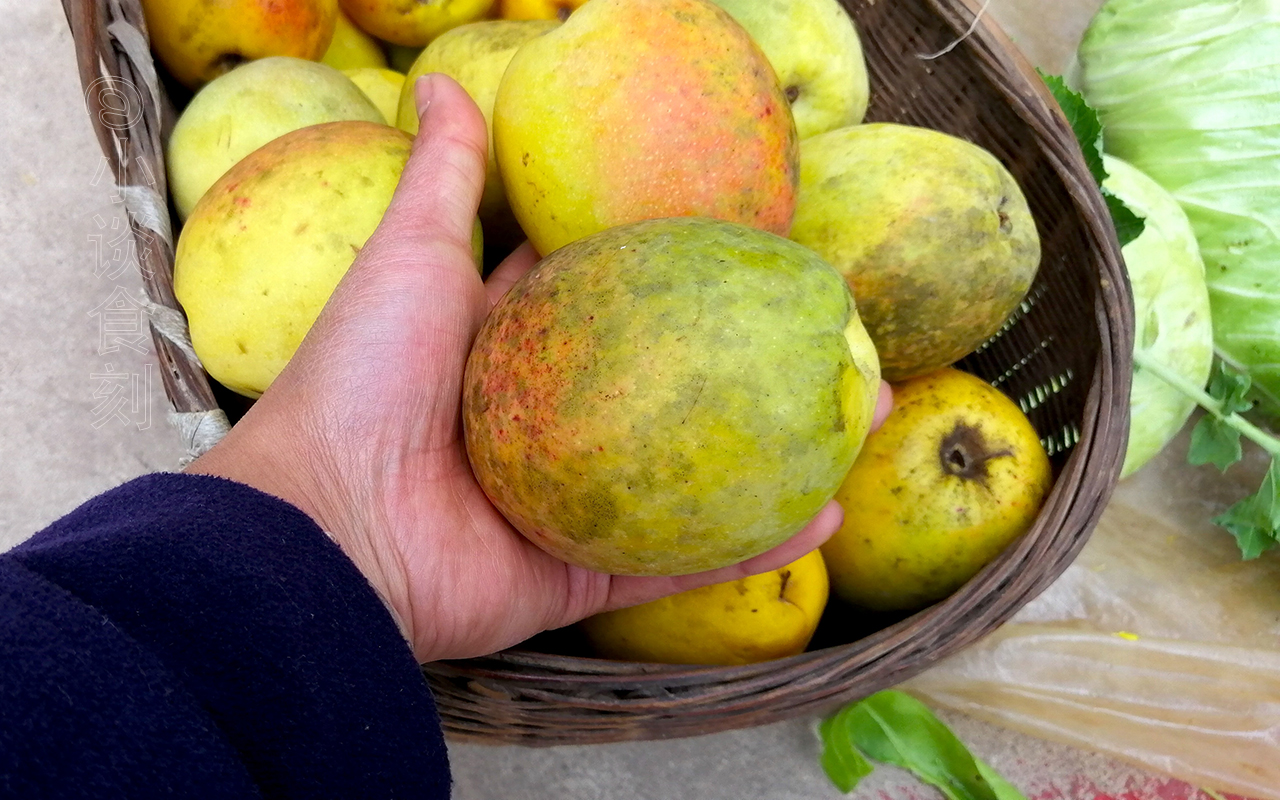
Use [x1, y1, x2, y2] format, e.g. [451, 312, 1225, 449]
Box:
[1044, 71, 1280, 557]
[1041, 73, 1214, 478]
[819, 691, 1027, 799]
[1037, 73, 1144, 247]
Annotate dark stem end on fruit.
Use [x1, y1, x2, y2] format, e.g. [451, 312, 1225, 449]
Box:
[939, 422, 1012, 485]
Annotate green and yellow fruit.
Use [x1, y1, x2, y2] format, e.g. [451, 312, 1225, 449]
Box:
[322, 7, 389, 69]
[175, 122, 412, 398]
[791, 123, 1041, 381]
[463, 217, 880, 576]
[344, 67, 406, 124]
[493, 0, 799, 255]
[167, 58, 384, 221]
[709, 0, 869, 139]
[398, 20, 558, 252]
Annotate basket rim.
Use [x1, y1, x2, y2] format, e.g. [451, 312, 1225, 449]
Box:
[62, 0, 1133, 746]
[424, 0, 1133, 744]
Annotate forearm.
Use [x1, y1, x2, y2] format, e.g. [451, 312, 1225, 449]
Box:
[2, 473, 449, 798]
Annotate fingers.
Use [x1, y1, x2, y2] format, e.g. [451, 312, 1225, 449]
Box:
[483, 241, 540, 308]
[367, 74, 489, 271]
[603, 500, 844, 612]
[871, 380, 893, 432]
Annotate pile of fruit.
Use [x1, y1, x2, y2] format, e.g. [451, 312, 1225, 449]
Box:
[149, 0, 1053, 666]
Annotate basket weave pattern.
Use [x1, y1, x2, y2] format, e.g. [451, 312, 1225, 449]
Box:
[63, 0, 1132, 745]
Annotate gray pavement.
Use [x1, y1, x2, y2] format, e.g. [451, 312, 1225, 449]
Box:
[2, 0, 1161, 797]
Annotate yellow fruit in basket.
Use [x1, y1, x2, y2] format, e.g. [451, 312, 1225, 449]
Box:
[463, 217, 881, 575]
[791, 123, 1041, 382]
[140, 0, 338, 89]
[322, 8, 389, 69]
[581, 550, 829, 665]
[339, 0, 496, 47]
[397, 20, 558, 253]
[167, 57, 384, 221]
[497, 0, 588, 21]
[822, 368, 1052, 612]
[344, 67, 406, 124]
[709, 0, 869, 140]
[493, 0, 799, 256]
[175, 122, 411, 398]
[175, 122, 487, 398]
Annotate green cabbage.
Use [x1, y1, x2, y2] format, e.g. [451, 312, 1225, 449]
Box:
[1103, 156, 1214, 477]
[1076, 0, 1280, 408]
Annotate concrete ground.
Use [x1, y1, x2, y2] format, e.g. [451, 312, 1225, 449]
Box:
[2, 0, 1193, 796]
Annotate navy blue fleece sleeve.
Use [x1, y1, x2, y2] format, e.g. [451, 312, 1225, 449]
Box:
[0, 473, 449, 799]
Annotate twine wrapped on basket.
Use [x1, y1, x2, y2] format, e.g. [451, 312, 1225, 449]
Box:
[63, 0, 1132, 745]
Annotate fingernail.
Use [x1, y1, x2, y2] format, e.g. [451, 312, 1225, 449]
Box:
[414, 74, 436, 121]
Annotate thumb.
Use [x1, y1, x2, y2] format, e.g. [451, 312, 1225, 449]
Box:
[368, 73, 488, 269]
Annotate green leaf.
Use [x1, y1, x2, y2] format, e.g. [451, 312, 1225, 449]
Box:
[975, 760, 1028, 800]
[1188, 362, 1256, 471]
[1039, 72, 1106, 185]
[1209, 360, 1254, 416]
[819, 691, 1028, 800]
[818, 714, 875, 792]
[1213, 458, 1280, 560]
[1189, 416, 1244, 471]
[1039, 71, 1146, 248]
[1103, 189, 1146, 248]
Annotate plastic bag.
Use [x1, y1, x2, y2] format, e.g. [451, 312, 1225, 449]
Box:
[906, 422, 1280, 798]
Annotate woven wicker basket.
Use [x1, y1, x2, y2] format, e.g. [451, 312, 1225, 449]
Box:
[64, 0, 1132, 746]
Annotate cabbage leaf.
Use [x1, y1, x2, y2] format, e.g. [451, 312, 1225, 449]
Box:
[1077, 0, 1280, 408]
[1104, 155, 1215, 477]
[1040, 72, 1213, 477]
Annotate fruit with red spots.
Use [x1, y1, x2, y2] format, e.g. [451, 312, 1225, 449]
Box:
[462, 217, 880, 576]
[492, 0, 798, 256]
[140, 0, 338, 89]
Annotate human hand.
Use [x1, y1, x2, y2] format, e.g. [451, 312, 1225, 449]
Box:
[189, 74, 893, 664]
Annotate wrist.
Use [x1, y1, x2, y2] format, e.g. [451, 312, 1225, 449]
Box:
[185, 411, 417, 653]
